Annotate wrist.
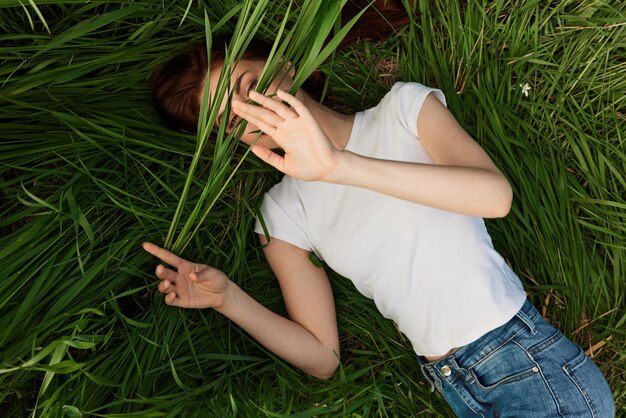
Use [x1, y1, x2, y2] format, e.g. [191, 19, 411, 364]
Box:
[324, 150, 353, 184]
[215, 279, 239, 313]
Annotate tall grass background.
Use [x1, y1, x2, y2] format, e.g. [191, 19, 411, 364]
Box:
[1, 0, 624, 416]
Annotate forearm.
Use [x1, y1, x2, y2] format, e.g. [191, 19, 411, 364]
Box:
[215, 281, 339, 379]
[330, 151, 513, 218]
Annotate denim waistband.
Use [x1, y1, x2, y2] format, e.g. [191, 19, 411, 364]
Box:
[417, 299, 539, 391]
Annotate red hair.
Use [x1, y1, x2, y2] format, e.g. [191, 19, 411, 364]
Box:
[149, 0, 410, 132]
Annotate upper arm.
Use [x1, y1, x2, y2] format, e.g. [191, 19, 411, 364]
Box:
[259, 234, 339, 357]
[416, 93, 505, 176]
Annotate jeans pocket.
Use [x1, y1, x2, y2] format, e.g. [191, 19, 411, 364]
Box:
[469, 339, 540, 390]
[561, 344, 615, 417]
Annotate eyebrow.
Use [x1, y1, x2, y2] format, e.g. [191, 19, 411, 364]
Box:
[217, 71, 248, 127]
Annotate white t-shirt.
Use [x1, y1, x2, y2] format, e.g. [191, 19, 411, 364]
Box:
[254, 82, 527, 357]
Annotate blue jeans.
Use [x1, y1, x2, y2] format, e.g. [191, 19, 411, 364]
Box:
[417, 299, 615, 417]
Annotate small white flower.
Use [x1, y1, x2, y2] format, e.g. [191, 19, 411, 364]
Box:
[519, 83, 531, 98]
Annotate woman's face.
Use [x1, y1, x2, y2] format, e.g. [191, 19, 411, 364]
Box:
[204, 58, 297, 148]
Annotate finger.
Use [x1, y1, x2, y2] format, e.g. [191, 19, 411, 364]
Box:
[165, 291, 180, 306]
[156, 264, 177, 282]
[142, 242, 183, 268]
[189, 266, 218, 282]
[248, 90, 297, 120]
[232, 100, 283, 127]
[232, 104, 278, 138]
[251, 144, 286, 172]
[158, 279, 175, 294]
[276, 90, 308, 117]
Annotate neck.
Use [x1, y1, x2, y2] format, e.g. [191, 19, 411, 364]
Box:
[300, 91, 354, 150]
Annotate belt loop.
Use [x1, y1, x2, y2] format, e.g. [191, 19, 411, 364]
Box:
[515, 302, 537, 335]
[419, 363, 437, 392]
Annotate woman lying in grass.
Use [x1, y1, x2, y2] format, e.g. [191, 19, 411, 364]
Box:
[143, 12, 615, 418]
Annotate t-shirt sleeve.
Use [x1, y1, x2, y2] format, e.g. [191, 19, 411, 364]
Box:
[253, 180, 312, 252]
[392, 82, 447, 140]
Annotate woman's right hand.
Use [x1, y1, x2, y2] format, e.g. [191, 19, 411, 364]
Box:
[232, 90, 342, 182]
[142, 242, 231, 309]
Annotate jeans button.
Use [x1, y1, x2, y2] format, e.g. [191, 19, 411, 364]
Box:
[441, 365, 452, 376]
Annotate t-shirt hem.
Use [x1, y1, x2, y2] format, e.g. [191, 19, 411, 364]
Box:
[412, 294, 528, 357]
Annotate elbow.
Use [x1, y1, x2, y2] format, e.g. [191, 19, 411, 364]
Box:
[308, 353, 340, 380]
[491, 180, 513, 218]
[484, 177, 512, 218]
[311, 361, 339, 380]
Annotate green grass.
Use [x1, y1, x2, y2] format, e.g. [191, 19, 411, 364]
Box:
[1, 0, 625, 416]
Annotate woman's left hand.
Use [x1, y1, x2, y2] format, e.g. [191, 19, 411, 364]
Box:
[232, 90, 341, 182]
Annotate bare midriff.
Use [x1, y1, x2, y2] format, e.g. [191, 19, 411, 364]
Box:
[423, 347, 459, 363]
